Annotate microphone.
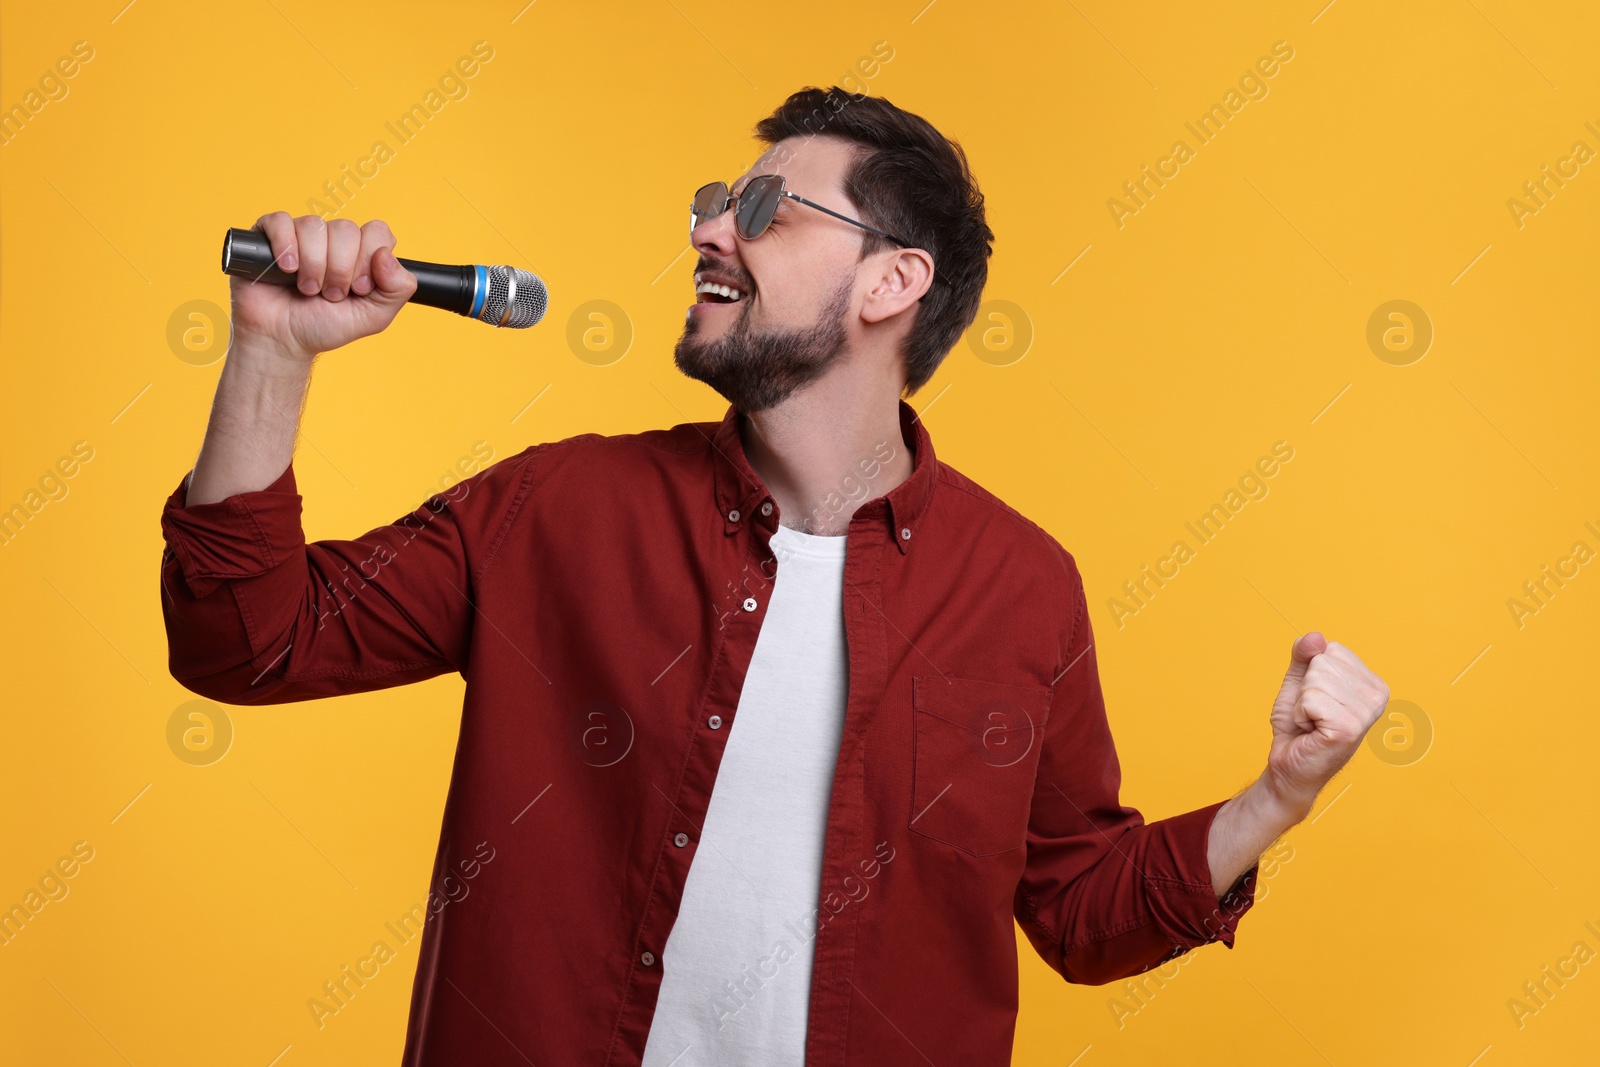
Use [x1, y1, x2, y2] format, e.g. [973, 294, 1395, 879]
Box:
[220, 227, 550, 329]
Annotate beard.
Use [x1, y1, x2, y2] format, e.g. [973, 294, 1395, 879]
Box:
[673, 274, 852, 414]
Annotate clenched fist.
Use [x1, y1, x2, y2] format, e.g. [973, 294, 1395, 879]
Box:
[1264, 633, 1391, 815]
[230, 211, 418, 362]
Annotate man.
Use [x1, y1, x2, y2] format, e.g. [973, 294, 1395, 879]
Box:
[159, 87, 1390, 1066]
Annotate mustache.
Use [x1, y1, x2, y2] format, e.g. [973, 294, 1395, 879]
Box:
[693, 259, 755, 291]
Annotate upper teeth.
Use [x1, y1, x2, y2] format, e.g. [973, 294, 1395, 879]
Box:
[696, 282, 743, 300]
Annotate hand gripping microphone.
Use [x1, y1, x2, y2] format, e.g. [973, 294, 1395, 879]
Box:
[220, 227, 550, 328]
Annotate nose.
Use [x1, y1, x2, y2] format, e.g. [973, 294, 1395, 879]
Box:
[691, 204, 738, 260]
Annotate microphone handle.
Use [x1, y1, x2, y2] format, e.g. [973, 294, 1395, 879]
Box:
[221, 227, 475, 316]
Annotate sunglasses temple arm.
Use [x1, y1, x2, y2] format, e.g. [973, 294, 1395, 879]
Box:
[789, 192, 944, 285]
[787, 193, 912, 247]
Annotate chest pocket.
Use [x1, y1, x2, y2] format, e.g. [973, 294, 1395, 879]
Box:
[910, 674, 1054, 857]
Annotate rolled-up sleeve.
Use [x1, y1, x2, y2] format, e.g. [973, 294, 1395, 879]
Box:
[159, 452, 533, 704]
[1014, 556, 1258, 985]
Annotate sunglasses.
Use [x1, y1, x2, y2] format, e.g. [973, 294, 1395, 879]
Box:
[690, 174, 948, 287]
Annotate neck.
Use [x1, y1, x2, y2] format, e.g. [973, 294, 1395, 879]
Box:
[739, 375, 915, 536]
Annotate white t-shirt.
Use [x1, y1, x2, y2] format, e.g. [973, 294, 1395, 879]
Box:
[640, 522, 850, 1067]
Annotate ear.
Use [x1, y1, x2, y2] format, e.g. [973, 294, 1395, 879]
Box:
[860, 248, 935, 325]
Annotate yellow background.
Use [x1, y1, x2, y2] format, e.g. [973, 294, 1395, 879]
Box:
[3, 0, 1597, 1063]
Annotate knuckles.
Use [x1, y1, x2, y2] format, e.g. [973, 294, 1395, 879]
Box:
[1301, 663, 1391, 715]
[255, 211, 397, 249]
[1296, 684, 1334, 709]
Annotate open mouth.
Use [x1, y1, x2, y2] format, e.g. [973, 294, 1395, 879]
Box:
[694, 278, 747, 305]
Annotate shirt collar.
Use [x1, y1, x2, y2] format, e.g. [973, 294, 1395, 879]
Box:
[710, 398, 937, 555]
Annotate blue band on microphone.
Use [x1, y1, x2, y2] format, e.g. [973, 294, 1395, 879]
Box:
[468, 265, 488, 320]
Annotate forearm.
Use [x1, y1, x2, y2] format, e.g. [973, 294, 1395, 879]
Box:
[1206, 772, 1311, 898]
[186, 338, 315, 506]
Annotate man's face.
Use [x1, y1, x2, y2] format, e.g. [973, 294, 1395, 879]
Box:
[673, 136, 867, 413]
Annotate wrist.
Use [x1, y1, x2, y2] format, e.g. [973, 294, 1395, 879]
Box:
[1248, 770, 1315, 831]
[228, 330, 319, 375]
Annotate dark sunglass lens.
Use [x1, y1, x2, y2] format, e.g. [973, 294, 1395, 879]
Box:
[737, 176, 782, 239]
[691, 182, 728, 229]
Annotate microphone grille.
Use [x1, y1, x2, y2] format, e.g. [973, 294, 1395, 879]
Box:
[482, 265, 550, 329]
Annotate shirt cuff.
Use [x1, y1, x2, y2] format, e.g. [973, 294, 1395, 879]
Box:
[159, 462, 305, 599]
[1144, 799, 1260, 953]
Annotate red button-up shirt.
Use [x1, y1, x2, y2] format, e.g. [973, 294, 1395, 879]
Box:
[159, 398, 1257, 1066]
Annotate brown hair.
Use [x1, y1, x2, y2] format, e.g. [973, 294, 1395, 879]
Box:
[754, 87, 993, 396]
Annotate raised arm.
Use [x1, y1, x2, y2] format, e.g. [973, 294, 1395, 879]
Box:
[159, 212, 528, 704]
[1015, 558, 1390, 986]
[1206, 632, 1391, 894]
[186, 211, 415, 505]
[1014, 574, 1256, 986]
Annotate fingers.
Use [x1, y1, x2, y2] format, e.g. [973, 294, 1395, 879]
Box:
[1322, 640, 1370, 675]
[321, 219, 361, 301]
[293, 215, 329, 295]
[1318, 640, 1383, 692]
[252, 212, 414, 310]
[370, 245, 417, 302]
[1303, 648, 1388, 717]
[1294, 685, 1338, 727]
[254, 211, 299, 272]
[353, 219, 397, 297]
[1291, 632, 1326, 664]
[1282, 632, 1323, 689]
[1304, 653, 1355, 695]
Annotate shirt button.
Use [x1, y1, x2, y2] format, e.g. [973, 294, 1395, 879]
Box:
[728, 508, 741, 523]
[673, 832, 689, 847]
[901, 526, 912, 540]
[708, 714, 723, 729]
[742, 597, 757, 611]
[761, 501, 773, 516]
[641, 951, 655, 966]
